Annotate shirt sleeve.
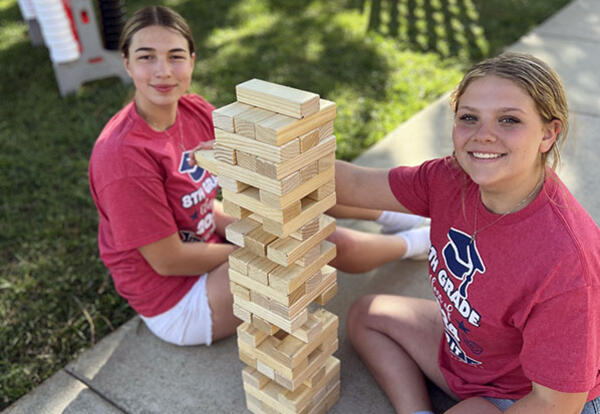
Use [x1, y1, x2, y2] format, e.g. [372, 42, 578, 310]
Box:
[388, 158, 442, 217]
[98, 175, 178, 251]
[520, 285, 600, 393]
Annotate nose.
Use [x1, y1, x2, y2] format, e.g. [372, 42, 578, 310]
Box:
[473, 120, 497, 143]
[153, 57, 172, 78]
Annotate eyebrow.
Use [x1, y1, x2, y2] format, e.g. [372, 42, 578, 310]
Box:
[134, 47, 188, 53]
[458, 105, 526, 114]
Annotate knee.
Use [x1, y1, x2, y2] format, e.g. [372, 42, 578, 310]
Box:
[346, 294, 376, 341]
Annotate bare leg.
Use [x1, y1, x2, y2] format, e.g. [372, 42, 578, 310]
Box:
[347, 295, 458, 413]
[328, 227, 408, 273]
[205, 261, 240, 342]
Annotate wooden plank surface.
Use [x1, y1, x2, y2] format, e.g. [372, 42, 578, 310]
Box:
[236, 78, 320, 119]
[212, 101, 253, 132]
[255, 99, 336, 146]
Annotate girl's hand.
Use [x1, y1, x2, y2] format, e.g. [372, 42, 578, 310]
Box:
[188, 140, 215, 167]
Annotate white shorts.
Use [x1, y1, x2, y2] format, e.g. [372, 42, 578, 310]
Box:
[140, 274, 213, 346]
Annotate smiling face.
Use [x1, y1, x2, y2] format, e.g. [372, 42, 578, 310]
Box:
[123, 25, 195, 123]
[452, 75, 561, 209]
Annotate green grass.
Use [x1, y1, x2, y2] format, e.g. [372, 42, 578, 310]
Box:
[0, 0, 570, 408]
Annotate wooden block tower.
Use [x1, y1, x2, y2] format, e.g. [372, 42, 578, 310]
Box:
[194, 78, 340, 414]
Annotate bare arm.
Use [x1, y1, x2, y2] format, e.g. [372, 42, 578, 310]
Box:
[506, 382, 587, 414]
[335, 160, 411, 213]
[138, 233, 235, 276]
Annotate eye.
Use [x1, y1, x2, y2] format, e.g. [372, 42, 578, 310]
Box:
[170, 54, 187, 60]
[137, 55, 153, 61]
[458, 113, 477, 122]
[499, 116, 520, 125]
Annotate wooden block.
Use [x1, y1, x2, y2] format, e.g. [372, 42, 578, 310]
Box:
[222, 186, 302, 224]
[295, 246, 321, 267]
[229, 247, 258, 275]
[238, 322, 269, 348]
[268, 241, 336, 294]
[290, 217, 320, 241]
[242, 367, 270, 390]
[259, 167, 334, 209]
[194, 150, 301, 196]
[252, 315, 280, 335]
[212, 101, 253, 132]
[225, 217, 261, 247]
[234, 295, 308, 334]
[243, 356, 340, 414]
[236, 78, 319, 119]
[253, 135, 336, 181]
[255, 99, 336, 146]
[230, 281, 251, 300]
[245, 391, 264, 413]
[251, 290, 271, 309]
[240, 349, 257, 368]
[245, 226, 277, 257]
[314, 282, 338, 306]
[303, 269, 323, 293]
[257, 359, 276, 379]
[218, 175, 249, 192]
[214, 143, 237, 165]
[293, 309, 325, 343]
[307, 181, 334, 202]
[248, 256, 278, 284]
[304, 366, 325, 388]
[263, 193, 336, 239]
[317, 152, 335, 173]
[214, 128, 300, 163]
[234, 106, 275, 138]
[299, 161, 318, 183]
[233, 303, 252, 323]
[234, 266, 337, 321]
[223, 199, 251, 219]
[318, 121, 334, 141]
[267, 215, 336, 267]
[300, 129, 319, 152]
[193, 149, 221, 176]
[236, 150, 258, 171]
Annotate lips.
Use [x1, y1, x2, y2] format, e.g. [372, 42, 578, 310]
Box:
[152, 84, 176, 93]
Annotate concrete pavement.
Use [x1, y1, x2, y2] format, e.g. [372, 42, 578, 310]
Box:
[6, 0, 600, 412]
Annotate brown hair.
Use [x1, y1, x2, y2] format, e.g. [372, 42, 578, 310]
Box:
[119, 6, 195, 58]
[450, 52, 569, 170]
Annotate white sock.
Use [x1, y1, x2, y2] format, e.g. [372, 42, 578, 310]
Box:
[398, 226, 431, 259]
[377, 210, 425, 233]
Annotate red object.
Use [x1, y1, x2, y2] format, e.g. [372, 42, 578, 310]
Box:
[88, 56, 103, 64]
[61, 0, 82, 53]
[81, 10, 89, 24]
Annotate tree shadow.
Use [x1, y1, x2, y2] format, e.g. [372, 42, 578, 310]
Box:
[362, 0, 487, 60]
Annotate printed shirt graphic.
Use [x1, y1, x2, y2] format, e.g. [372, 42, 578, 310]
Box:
[89, 94, 219, 317]
[389, 158, 600, 401]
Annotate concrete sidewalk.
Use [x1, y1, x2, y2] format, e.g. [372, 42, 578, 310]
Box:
[6, 0, 600, 412]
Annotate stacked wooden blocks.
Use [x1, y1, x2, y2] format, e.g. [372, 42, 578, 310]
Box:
[194, 78, 340, 414]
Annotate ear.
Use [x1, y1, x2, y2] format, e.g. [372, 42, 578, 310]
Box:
[189, 52, 196, 70]
[539, 119, 561, 153]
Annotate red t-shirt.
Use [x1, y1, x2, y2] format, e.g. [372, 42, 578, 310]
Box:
[389, 157, 600, 401]
[89, 94, 220, 317]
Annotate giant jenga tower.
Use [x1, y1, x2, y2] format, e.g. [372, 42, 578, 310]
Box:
[194, 79, 340, 414]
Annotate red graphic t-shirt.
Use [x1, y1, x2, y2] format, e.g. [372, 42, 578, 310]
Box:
[389, 157, 600, 401]
[89, 94, 220, 316]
